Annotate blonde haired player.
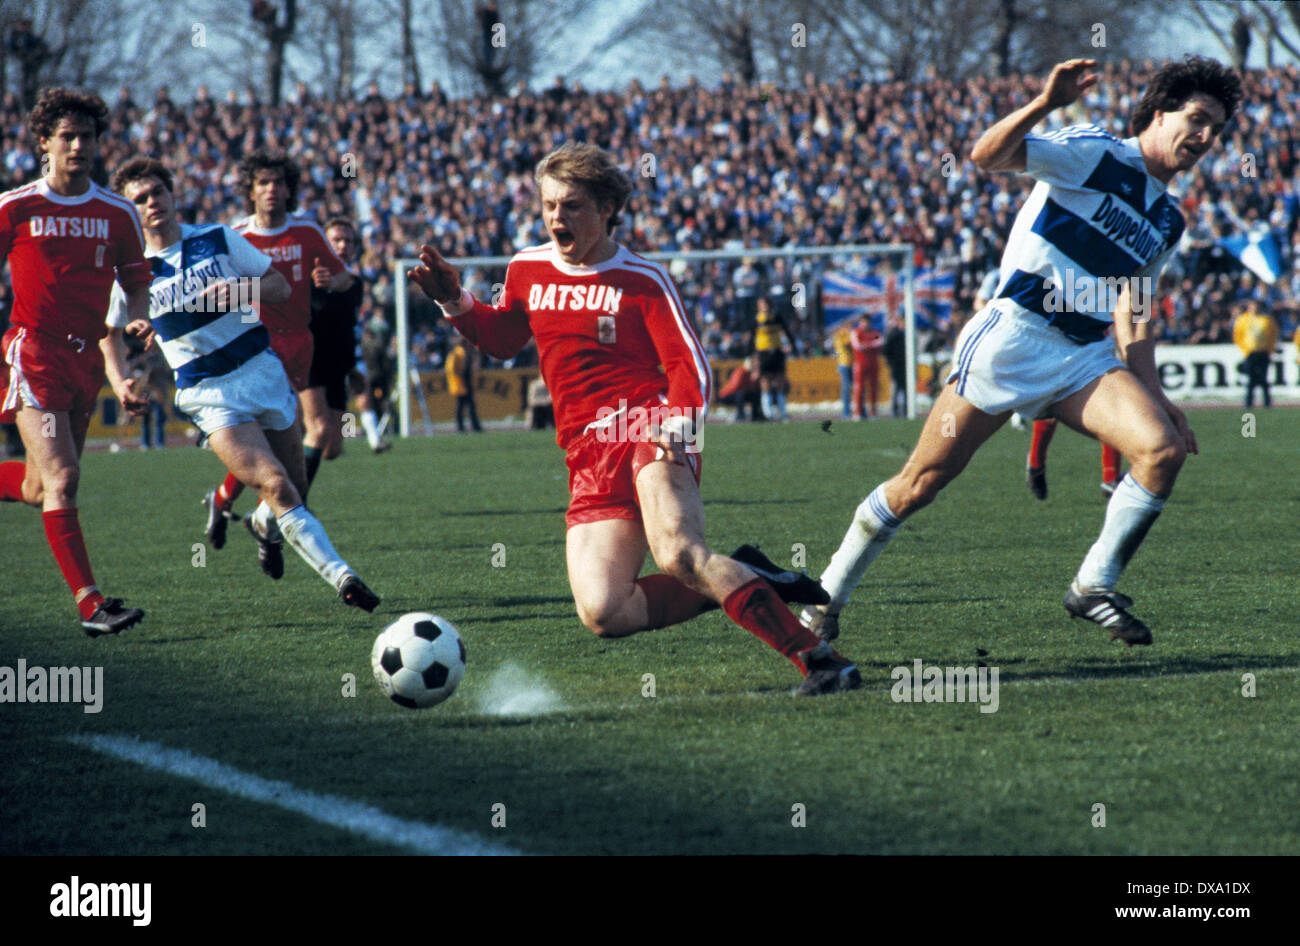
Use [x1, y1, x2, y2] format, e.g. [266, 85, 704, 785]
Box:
[409, 142, 858, 695]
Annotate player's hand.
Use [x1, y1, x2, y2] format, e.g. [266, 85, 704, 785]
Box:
[116, 377, 149, 417]
[1163, 399, 1199, 456]
[125, 318, 156, 350]
[650, 414, 696, 466]
[1037, 59, 1099, 111]
[408, 244, 463, 305]
[310, 257, 333, 289]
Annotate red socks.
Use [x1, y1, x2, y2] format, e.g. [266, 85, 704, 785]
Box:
[635, 574, 716, 629]
[0, 460, 25, 502]
[722, 578, 821, 672]
[1101, 443, 1120, 485]
[216, 472, 244, 510]
[42, 508, 103, 618]
[1028, 418, 1057, 468]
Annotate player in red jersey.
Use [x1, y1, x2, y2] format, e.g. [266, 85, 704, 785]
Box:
[0, 88, 152, 636]
[409, 142, 860, 695]
[202, 150, 353, 567]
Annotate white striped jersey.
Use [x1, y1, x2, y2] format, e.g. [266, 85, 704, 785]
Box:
[106, 223, 273, 389]
[993, 124, 1186, 343]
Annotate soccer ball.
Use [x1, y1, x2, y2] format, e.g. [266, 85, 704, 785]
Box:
[371, 613, 466, 709]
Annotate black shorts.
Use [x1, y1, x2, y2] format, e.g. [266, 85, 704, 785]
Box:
[758, 349, 786, 376]
[308, 338, 356, 411]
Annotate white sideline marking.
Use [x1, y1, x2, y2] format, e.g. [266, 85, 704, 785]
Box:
[67, 733, 520, 856]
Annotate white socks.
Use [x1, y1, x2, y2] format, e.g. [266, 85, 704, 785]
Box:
[820, 484, 904, 613]
[278, 504, 351, 589]
[1074, 473, 1164, 592]
[361, 409, 382, 449]
[251, 501, 281, 541]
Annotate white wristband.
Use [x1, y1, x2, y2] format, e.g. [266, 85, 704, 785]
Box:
[438, 288, 475, 318]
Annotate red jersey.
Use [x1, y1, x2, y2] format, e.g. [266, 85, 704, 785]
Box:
[447, 243, 711, 450]
[850, 325, 883, 357]
[233, 214, 344, 335]
[0, 178, 149, 342]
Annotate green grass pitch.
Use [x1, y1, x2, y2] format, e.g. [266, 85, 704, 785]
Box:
[1, 407, 1297, 855]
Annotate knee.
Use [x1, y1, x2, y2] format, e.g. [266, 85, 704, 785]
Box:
[1142, 438, 1186, 477]
[263, 470, 299, 508]
[576, 599, 624, 638]
[42, 465, 79, 505]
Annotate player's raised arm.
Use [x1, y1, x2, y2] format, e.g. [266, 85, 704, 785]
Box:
[411, 243, 533, 359]
[971, 58, 1099, 173]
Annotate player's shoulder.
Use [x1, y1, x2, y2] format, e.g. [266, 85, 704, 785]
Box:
[1031, 122, 1119, 145]
[232, 215, 252, 232]
[0, 179, 42, 210]
[286, 213, 329, 238]
[611, 245, 679, 292]
[510, 242, 554, 262]
[85, 181, 141, 218]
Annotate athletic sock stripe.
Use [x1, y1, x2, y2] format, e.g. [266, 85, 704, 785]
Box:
[867, 488, 902, 530]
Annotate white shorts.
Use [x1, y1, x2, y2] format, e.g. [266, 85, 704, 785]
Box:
[946, 304, 1123, 420]
[175, 349, 298, 436]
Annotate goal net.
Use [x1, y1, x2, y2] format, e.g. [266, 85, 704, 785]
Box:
[392, 242, 940, 436]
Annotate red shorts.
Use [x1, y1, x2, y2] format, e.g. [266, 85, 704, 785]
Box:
[565, 429, 702, 529]
[0, 326, 104, 440]
[268, 330, 314, 393]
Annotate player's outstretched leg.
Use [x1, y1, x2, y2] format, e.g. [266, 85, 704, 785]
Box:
[1026, 418, 1057, 501]
[212, 422, 380, 610]
[807, 383, 1007, 640]
[636, 454, 861, 695]
[729, 544, 829, 606]
[1052, 371, 1187, 646]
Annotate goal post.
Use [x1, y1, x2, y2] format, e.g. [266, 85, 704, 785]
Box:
[392, 242, 926, 436]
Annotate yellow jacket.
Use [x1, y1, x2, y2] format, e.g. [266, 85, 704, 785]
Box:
[446, 346, 468, 397]
[1233, 311, 1277, 356]
[832, 326, 852, 366]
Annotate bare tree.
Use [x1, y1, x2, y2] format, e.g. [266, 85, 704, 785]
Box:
[433, 0, 605, 96]
[2, 0, 195, 107]
[251, 0, 296, 106]
[1187, 0, 1300, 68]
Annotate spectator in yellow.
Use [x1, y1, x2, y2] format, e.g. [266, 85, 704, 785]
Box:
[1233, 301, 1278, 408]
[446, 333, 482, 432]
[831, 324, 853, 419]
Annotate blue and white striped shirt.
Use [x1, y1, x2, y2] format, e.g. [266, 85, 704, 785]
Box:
[994, 124, 1186, 343]
[107, 223, 274, 389]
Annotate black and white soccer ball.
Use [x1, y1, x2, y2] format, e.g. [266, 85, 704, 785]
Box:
[371, 612, 466, 709]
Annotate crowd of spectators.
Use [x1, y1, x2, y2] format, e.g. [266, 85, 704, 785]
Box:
[3, 59, 1299, 369]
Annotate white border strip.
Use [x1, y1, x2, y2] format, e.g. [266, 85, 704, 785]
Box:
[68, 733, 520, 856]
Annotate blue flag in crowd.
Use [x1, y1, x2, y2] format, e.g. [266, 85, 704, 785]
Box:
[1218, 227, 1284, 285]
